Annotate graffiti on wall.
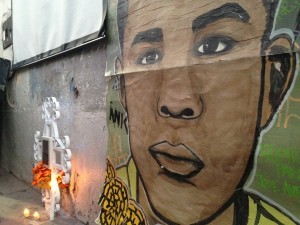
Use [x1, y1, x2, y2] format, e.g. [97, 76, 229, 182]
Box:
[97, 0, 300, 224]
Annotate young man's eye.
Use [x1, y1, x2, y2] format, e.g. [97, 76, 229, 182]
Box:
[137, 49, 162, 65]
[194, 37, 235, 56]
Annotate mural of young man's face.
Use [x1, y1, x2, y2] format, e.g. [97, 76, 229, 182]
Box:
[120, 0, 295, 224]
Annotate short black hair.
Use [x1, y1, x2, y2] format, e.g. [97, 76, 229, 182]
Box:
[117, 0, 129, 55]
[116, 0, 280, 55]
[261, 0, 280, 51]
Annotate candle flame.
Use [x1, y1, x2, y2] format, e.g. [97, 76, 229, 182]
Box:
[33, 211, 40, 220]
[23, 208, 30, 218]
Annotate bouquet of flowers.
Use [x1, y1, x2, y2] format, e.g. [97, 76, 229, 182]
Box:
[32, 161, 69, 189]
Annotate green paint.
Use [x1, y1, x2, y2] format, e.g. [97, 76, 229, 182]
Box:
[276, 0, 300, 29]
[259, 144, 300, 165]
[256, 175, 300, 198]
[276, 165, 300, 181]
[283, 181, 300, 198]
[257, 175, 280, 193]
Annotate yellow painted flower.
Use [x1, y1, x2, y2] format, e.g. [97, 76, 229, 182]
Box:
[97, 159, 147, 225]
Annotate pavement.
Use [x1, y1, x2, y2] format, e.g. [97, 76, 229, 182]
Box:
[0, 168, 84, 225]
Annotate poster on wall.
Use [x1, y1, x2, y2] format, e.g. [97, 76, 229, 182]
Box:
[12, 0, 107, 69]
[98, 0, 300, 224]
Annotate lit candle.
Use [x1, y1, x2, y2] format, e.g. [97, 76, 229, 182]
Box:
[33, 212, 40, 220]
[23, 208, 30, 217]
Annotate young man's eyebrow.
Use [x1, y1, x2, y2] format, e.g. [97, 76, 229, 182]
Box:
[131, 28, 163, 46]
[192, 3, 250, 32]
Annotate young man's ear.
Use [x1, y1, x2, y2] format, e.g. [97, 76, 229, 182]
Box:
[114, 57, 127, 109]
[261, 35, 297, 129]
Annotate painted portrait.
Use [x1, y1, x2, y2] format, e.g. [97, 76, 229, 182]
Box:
[97, 0, 300, 224]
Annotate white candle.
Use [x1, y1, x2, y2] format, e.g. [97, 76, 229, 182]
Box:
[23, 208, 30, 217]
[33, 212, 40, 220]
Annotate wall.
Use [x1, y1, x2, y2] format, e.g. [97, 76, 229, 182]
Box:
[96, 1, 300, 225]
[0, 40, 108, 224]
[0, 0, 13, 61]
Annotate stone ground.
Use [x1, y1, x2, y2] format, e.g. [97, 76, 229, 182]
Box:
[0, 168, 84, 225]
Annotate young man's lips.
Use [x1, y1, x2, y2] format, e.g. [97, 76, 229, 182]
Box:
[149, 142, 204, 179]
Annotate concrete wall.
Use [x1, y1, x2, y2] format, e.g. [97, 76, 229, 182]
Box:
[0, 40, 108, 224]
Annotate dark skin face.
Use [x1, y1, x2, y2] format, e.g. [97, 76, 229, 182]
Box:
[119, 0, 291, 224]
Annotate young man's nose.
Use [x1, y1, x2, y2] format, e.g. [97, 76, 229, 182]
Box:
[157, 69, 203, 119]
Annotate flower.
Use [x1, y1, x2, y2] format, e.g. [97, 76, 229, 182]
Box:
[96, 159, 147, 225]
[32, 161, 69, 189]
